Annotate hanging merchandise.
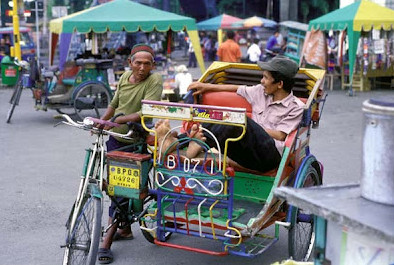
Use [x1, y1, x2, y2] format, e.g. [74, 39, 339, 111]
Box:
[363, 37, 369, 76]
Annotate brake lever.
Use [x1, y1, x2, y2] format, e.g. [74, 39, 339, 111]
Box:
[110, 112, 124, 123]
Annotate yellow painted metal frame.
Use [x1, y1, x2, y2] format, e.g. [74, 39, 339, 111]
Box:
[140, 105, 247, 178]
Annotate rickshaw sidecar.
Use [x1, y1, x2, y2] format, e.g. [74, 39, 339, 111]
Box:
[139, 62, 326, 260]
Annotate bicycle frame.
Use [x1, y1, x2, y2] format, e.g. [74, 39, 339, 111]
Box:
[67, 131, 106, 232]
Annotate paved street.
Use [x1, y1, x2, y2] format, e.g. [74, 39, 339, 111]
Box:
[1, 78, 393, 264]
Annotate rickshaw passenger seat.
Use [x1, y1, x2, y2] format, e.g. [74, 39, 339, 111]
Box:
[201, 92, 252, 118]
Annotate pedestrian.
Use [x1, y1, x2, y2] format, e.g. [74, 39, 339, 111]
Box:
[187, 39, 197, 68]
[97, 44, 163, 264]
[174, 64, 193, 101]
[216, 30, 242, 63]
[203, 34, 213, 61]
[266, 30, 282, 54]
[247, 38, 261, 64]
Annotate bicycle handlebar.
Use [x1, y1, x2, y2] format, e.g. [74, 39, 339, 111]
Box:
[60, 114, 133, 140]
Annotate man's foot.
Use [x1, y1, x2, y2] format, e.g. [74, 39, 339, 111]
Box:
[98, 248, 113, 264]
[186, 124, 206, 158]
[155, 119, 178, 156]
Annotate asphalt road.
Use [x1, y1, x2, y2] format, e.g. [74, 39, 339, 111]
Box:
[1, 85, 392, 265]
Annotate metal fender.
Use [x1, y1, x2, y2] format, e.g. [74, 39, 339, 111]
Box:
[88, 183, 103, 199]
[294, 155, 322, 188]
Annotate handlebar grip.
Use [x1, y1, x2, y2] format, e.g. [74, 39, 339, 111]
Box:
[86, 117, 120, 128]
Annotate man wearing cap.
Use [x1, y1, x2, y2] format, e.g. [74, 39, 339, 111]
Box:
[98, 44, 163, 264]
[187, 55, 304, 173]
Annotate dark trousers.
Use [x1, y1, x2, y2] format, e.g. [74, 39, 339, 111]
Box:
[203, 117, 281, 172]
[188, 52, 197, 68]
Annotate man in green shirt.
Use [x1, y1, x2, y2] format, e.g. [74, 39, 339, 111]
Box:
[98, 44, 163, 264]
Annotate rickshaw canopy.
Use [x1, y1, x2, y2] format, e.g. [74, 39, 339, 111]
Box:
[308, 0, 394, 81]
[48, 0, 205, 72]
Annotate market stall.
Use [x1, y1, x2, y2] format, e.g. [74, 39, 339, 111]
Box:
[307, 0, 394, 92]
[49, 0, 205, 73]
[196, 13, 243, 46]
[279, 21, 309, 64]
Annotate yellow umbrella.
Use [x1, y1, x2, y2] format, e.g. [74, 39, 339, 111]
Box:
[242, 16, 277, 28]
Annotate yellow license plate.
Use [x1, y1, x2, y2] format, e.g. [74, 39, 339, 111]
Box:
[109, 165, 140, 189]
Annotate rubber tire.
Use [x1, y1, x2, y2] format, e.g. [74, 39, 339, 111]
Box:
[288, 165, 321, 261]
[6, 82, 23, 123]
[73, 82, 111, 121]
[139, 168, 172, 244]
[63, 195, 102, 265]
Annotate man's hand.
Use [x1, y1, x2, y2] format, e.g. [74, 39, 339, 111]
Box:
[188, 81, 210, 96]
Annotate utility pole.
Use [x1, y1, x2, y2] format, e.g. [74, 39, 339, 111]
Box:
[31, 0, 42, 63]
[12, 0, 22, 60]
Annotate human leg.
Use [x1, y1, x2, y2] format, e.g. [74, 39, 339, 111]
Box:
[99, 137, 136, 263]
[185, 123, 206, 158]
[203, 118, 281, 172]
[155, 119, 179, 157]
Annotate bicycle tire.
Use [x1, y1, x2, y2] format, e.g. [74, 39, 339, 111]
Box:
[288, 165, 320, 261]
[6, 81, 23, 123]
[63, 193, 102, 265]
[139, 169, 172, 243]
[73, 81, 111, 121]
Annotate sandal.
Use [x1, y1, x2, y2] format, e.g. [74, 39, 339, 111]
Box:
[113, 231, 134, 241]
[98, 248, 113, 264]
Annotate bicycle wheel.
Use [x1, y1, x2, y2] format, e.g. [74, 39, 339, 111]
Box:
[288, 165, 321, 261]
[139, 169, 172, 244]
[73, 81, 111, 121]
[6, 80, 23, 123]
[63, 193, 102, 265]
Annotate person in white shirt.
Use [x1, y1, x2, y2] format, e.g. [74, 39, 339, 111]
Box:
[174, 65, 193, 100]
[247, 38, 262, 63]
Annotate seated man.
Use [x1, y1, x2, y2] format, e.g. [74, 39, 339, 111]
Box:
[98, 44, 163, 264]
[158, 56, 304, 173]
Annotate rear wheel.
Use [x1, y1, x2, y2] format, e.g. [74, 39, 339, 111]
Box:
[6, 81, 23, 123]
[288, 165, 321, 261]
[73, 82, 111, 121]
[63, 194, 102, 265]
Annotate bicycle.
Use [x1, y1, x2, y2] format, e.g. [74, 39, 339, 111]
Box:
[59, 114, 161, 265]
[6, 58, 32, 123]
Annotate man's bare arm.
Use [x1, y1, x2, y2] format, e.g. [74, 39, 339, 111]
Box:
[264, 128, 287, 141]
[113, 113, 141, 124]
[188, 82, 239, 96]
[100, 106, 115, 120]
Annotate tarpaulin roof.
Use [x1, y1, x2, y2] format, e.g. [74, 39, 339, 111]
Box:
[48, 0, 205, 73]
[196, 14, 242, 31]
[49, 0, 197, 34]
[308, 0, 394, 82]
[309, 0, 394, 32]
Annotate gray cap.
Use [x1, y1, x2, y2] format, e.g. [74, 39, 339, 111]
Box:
[257, 55, 299, 79]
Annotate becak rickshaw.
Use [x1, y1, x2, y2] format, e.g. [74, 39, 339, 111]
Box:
[137, 61, 326, 261]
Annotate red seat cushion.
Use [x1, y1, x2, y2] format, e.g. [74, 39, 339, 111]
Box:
[201, 91, 252, 118]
